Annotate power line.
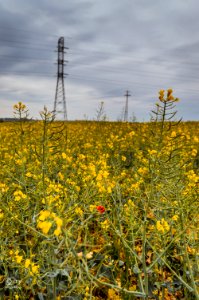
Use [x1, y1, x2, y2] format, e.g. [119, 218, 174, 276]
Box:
[0, 37, 55, 49]
[68, 74, 199, 94]
[68, 62, 198, 81]
[0, 53, 198, 83]
[1, 43, 55, 53]
[0, 25, 61, 38]
[68, 49, 199, 67]
[0, 71, 54, 77]
[0, 50, 197, 73]
[1, 35, 199, 68]
[0, 24, 198, 68]
[0, 70, 199, 95]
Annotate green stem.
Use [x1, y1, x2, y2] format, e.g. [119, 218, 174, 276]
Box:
[146, 240, 193, 292]
[1, 202, 47, 239]
[142, 214, 148, 299]
[147, 227, 187, 272]
[180, 211, 199, 299]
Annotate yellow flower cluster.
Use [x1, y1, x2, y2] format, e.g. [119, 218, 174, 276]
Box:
[37, 210, 63, 236]
[138, 167, 148, 176]
[0, 209, 4, 219]
[10, 250, 23, 264]
[158, 89, 180, 103]
[156, 218, 170, 233]
[107, 288, 121, 300]
[186, 170, 199, 184]
[24, 258, 40, 275]
[75, 207, 84, 217]
[89, 204, 97, 212]
[172, 215, 179, 221]
[124, 199, 136, 217]
[9, 249, 40, 277]
[13, 102, 26, 111]
[13, 190, 27, 201]
[100, 219, 110, 230]
[0, 183, 9, 193]
[148, 149, 157, 156]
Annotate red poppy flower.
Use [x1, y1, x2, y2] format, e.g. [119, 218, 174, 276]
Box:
[96, 205, 105, 214]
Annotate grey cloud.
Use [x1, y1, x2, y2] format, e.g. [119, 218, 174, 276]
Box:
[0, 0, 198, 120]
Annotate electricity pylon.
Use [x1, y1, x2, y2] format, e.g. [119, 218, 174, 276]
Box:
[54, 37, 68, 120]
[124, 90, 131, 121]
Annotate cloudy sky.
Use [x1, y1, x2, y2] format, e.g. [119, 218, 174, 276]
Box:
[0, 0, 199, 121]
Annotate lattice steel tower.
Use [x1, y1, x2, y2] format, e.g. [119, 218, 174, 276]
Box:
[124, 90, 131, 121]
[54, 37, 68, 120]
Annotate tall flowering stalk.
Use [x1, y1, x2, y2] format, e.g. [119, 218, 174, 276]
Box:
[146, 89, 199, 299]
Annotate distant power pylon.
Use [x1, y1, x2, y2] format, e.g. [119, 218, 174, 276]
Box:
[54, 37, 68, 120]
[124, 90, 131, 121]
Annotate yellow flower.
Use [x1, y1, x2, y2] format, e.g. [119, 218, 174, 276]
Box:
[25, 259, 31, 268]
[13, 102, 26, 111]
[187, 246, 196, 255]
[163, 221, 170, 232]
[129, 131, 135, 137]
[168, 95, 174, 101]
[101, 219, 109, 230]
[171, 131, 176, 138]
[15, 255, 23, 264]
[13, 190, 27, 201]
[191, 149, 197, 157]
[107, 186, 112, 194]
[26, 172, 33, 178]
[152, 290, 159, 295]
[156, 218, 170, 233]
[37, 221, 52, 234]
[156, 220, 164, 233]
[148, 149, 157, 155]
[58, 172, 64, 180]
[0, 183, 9, 193]
[159, 89, 165, 96]
[127, 199, 135, 207]
[85, 286, 89, 293]
[62, 152, 67, 159]
[167, 88, 173, 96]
[0, 209, 4, 219]
[96, 173, 103, 181]
[39, 210, 51, 221]
[31, 263, 39, 274]
[89, 205, 96, 212]
[54, 216, 63, 227]
[159, 89, 165, 101]
[129, 285, 137, 291]
[172, 215, 179, 221]
[107, 289, 121, 300]
[138, 167, 148, 176]
[131, 182, 140, 189]
[54, 227, 62, 236]
[121, 156, 126, 161]
[75, 207, 84, 217]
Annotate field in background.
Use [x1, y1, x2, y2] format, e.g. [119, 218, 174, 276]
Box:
[0, 94, 198, 299]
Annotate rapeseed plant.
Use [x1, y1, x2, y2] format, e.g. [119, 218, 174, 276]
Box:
[0, 95, 198, 299]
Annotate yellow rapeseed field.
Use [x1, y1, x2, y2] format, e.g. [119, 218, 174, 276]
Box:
[0, 90, 198, 299]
